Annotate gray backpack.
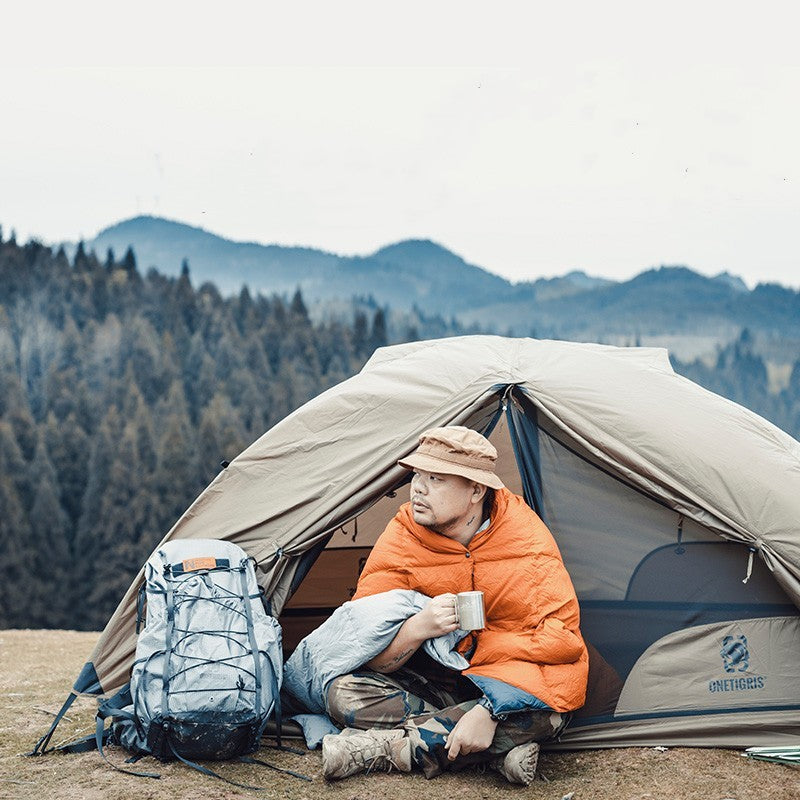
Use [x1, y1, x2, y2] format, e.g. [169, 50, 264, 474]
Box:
[98, 539, 285, 777]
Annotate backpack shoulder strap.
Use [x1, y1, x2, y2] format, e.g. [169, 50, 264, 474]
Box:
[166, 739, 269, 790]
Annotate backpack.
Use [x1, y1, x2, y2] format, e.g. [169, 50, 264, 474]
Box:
[96, 538, 295, 782]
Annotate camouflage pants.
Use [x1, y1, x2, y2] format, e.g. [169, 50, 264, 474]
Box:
[326, 667, 565, 778]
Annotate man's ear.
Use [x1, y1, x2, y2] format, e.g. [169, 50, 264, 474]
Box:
[471, 482, 487, 504]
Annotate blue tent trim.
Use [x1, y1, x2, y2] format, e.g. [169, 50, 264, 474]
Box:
[505, 389, 547, 523]
[27, 661, 103, 756]
[570, 701, 800, 728]
[74, 660, 103, 695]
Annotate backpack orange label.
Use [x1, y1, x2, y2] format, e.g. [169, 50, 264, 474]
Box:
[181, 557, 217, 572]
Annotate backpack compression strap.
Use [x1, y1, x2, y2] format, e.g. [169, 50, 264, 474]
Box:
[164, 740, 311, 787]
[239, 755, 312, 782]
[235, 558, 288, 751]
[158, 555, 178, 727]
[94, 699, 160, 779]
[237, 561, 267, 729]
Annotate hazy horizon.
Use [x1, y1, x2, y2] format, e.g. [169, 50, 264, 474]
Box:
[35, 212, 777, 291]
[2, 1, 798, 290]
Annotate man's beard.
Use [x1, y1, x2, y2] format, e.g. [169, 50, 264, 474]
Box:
[422, 514, 463, 538]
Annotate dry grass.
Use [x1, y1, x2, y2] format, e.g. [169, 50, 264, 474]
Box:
[1, 630, 798, 800]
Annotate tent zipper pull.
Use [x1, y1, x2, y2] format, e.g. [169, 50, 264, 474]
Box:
[500, 382, 514, 413]
[742, 547, 756, 584]
[675, 514, 685, 555]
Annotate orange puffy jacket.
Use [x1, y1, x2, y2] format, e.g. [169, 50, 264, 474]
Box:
[353, 488, 588, 713]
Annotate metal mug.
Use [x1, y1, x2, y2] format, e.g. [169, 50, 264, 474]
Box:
[454, 591, 486, 631]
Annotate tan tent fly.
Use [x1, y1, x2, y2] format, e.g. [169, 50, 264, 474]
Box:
[34, 336, 800, 752]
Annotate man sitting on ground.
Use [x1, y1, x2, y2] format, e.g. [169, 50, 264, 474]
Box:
[321, 426, 588, 784]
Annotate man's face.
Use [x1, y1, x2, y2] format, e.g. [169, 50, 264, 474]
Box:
[410, 469, 484, 538]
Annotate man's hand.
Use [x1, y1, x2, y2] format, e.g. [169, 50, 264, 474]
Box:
[444, 703, 498, 761]
[366, 593, 458, 673]
[408, 593, 459, 640]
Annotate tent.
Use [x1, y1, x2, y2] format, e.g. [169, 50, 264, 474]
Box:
[38, 336, 800, 751]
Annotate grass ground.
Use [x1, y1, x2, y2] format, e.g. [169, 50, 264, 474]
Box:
[1, 630, 797, 800]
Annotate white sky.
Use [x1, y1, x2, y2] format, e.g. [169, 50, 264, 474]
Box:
[2, 1, 799, 287]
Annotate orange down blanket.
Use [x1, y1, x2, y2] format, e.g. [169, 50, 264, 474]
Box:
[353, 488, 589, 712]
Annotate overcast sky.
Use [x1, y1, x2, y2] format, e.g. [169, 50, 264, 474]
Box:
[2, 1, 798, 287]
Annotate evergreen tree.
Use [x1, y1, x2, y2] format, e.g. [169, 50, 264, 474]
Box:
[158, 331, 181, 395]
[198, 393, 248, 482]
[235, 285, 258, 336]
[44, 411, 90, 530]
[211, 329, 239, 381]
[0, 390, 34, 509]
[262, 311, 285, 374]
[2, 380, 38, 466]
[369, 308, 388, 354]
[0, 422, 34, 626]
[122, 246, 137, 274]
[290, 287, 309, 320]
[28, 432, 71, 626]
[73, 241, 89, 270]
[120, 317, 163, 402]
[229, 369, 267, 439]
[353, 310, 368, 357]
[124, 381, 158, 473]
[174, 259, 197, 334]
[153, 380, 202, 529]
[81, 422, 152, 629]
[184, 334, 219, 420]
[73, 408, 119, 627]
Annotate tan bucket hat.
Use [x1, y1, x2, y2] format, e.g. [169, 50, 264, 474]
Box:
[398, 426, 505, 490]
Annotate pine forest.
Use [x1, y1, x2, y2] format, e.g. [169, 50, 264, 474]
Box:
[1, 232, 799, 631]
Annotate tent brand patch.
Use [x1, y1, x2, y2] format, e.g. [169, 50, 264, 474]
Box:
[720, 635, 749, 673]
[707, 635, 766, 694]
[708, 676, 766, 693]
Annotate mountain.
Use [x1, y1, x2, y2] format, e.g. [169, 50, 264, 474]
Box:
[84, 216, 516, 314]
[86, 216, 341, 296]
[461, 265, 800, 347]
[84, 216, 623, 317]
[77, 215, 800, 358]
[713, 271, 749, 293]
[368, 240, 512, 309]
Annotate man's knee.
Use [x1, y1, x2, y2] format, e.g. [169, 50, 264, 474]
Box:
[496, 709, 567, 749]
[325, 673, 369, 726]
[325, 671, 414, 729]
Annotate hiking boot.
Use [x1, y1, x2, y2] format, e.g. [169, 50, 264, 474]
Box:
[489, 741, 540, 785]
[322, 728, 412, 780]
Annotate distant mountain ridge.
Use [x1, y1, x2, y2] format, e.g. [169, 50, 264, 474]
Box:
[81, 216, 612, 313]
[78, 215, 800, 353]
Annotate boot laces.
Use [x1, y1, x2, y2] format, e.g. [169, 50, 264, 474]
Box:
[363, 750, 399, 775]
